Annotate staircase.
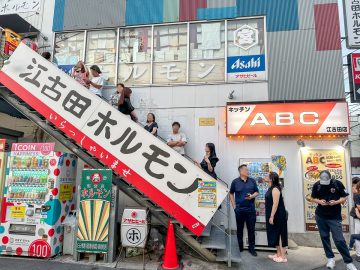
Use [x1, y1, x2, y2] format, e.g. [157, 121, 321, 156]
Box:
[0, 43, 239, 266]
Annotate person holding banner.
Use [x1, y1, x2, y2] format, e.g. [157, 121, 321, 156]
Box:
[310, 170, 357, 270]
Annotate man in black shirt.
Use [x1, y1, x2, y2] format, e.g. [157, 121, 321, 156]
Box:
[311, 170, 357, 270]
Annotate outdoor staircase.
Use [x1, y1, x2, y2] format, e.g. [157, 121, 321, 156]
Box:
[0, 86, 239, 266]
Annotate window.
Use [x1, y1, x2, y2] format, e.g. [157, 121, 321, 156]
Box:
[118, 27, 152, 85]
[189, 22, 225, 83]
[54, 32, 84, 68]
[86, 30, 117, 85]
[153, 24, 187, 84]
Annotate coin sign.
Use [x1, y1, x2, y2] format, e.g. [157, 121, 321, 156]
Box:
[126, 228, 141, 245]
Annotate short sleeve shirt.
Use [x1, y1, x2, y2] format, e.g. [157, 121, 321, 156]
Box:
[167, 132, 187, 155]
[89, 75, 104, 96]
[230, 177, 259, 212]
[311, 180, 348, 220]
[144, 122, 158, 136]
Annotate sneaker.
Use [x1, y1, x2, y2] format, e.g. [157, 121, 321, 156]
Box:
[326, 258, 335, 269]
[346, 263, 358, 270]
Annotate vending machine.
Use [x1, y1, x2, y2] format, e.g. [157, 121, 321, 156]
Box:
[0, 143, 78, 257]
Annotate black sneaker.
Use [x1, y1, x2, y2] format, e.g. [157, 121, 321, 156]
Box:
[249, 250, 258, 257]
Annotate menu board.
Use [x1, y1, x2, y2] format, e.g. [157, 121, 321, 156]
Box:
[301, 149, 349, 232]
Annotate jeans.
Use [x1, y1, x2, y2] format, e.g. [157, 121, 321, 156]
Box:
[316, 215, 353, 264]
[234, 209, 256, 251]
[355, 219, 360, 256]
[350, 234, 360, 249]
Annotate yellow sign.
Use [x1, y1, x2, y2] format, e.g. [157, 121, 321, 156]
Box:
[59, 184, 73, 200]
[10, 206, 25, 219]
[301, 149, 349, 232]
[199, 118, 215, 126]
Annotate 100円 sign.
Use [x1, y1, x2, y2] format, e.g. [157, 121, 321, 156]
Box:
[0, 43, 229, 236]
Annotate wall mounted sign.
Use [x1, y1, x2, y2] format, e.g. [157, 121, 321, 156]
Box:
[0, 43, 228, 236]
[226, 102, 349, 136]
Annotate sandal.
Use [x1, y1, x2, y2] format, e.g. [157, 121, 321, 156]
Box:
[273, 256, 287, 263]
[268, 254, 278, 259]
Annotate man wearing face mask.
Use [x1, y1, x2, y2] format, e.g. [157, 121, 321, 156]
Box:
[310, 170, 357, 270]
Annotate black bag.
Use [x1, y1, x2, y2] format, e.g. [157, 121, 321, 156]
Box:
[351, 206, 357, 218]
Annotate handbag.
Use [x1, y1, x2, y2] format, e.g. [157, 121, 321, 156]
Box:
[350, 206, 357, 218]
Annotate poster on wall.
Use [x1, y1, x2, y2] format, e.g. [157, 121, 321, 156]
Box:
[198, 180, 217, 208]
[77, 169, 112, 253]
[301, 149, 349, 232]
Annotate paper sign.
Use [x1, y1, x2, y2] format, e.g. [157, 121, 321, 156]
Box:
[59, 184, 73, 200]
[10, 206, 25, 219]
[198, 180, 217, 208]
[199, 118, 215, 126]
[0, 43, 229, 236]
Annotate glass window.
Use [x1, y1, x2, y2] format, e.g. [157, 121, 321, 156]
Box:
[189, 22, 225, 83]
[54, 32, 85, 69]
[227, 18, 266, 82]
[118, 27, 152, 85]
[153, 24, 187, 84]
[86, 30, 117, 85]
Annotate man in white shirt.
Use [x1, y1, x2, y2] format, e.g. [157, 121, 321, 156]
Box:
[167, 122, 187, 155]
[85, 65, 105, 97]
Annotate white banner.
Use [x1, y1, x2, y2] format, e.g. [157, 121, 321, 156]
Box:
[0, 43, 229, 235]
[344, 0, 360, 49]
[0, 0, 41, 15]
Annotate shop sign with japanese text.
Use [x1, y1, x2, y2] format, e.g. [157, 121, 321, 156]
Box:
[10, 143, 55, 157]
[226, 102, 349, 136]
[0, 43, 228, 236]
[348, 53, 360, 102]
[0, 0, 41, 15]
[77, 169, 112, 253]
[301, 149, 349, 232]
[344, 0, 360, 48]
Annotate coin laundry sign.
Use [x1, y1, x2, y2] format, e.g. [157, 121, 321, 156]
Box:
[226, 102, 350, 136]
[0, 43, 228, 236]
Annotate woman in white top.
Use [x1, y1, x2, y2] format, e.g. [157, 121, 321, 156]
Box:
[85, 65, 104, 97]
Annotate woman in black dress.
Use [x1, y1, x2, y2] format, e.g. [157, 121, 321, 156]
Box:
[195, 143, 219, 179]
[118, 86, 138, 122]
[144, 113, 158, 136]
[265, 172, 288, 263]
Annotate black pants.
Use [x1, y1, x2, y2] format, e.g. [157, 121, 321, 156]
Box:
[316, 215, 353, 264]
[234, 210, 256, 251]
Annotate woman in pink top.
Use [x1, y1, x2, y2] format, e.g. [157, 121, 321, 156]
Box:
[71, 61, 90, 88]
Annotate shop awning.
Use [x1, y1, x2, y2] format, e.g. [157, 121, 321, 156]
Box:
[0, 14, 39, 37]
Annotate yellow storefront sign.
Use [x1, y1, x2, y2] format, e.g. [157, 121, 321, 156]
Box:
[199, 118, 215, 126]
[10, 206, 25, 219]
[59, 184, 73, 200]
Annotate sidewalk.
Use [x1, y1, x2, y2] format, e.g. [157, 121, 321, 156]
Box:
[0, 247, 357, 270]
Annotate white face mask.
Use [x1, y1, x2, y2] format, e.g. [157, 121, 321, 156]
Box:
[320, 173, 331, 185]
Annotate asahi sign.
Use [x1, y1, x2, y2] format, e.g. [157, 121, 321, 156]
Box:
[343, 0, 360, 48]
[226, 102, 350, 136]
[0, 43, 228, 236]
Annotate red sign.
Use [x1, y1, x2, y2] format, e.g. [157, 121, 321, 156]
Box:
[226, 102, 349, 136]
[28, 240, 51, 258]
[349, 53, 360, 102]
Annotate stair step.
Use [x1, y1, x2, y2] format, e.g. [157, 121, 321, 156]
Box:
[201, 225, 226, 250]
[216, 236, 242, 263]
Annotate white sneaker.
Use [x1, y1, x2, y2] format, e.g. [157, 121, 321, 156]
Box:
[326, 258, 335, 269]
[347, 263, 358, 270]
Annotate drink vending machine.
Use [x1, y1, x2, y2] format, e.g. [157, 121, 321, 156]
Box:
[0, 143, 77, 257]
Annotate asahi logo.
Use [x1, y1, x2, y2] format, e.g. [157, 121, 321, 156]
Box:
[231, 57, 261, 70]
